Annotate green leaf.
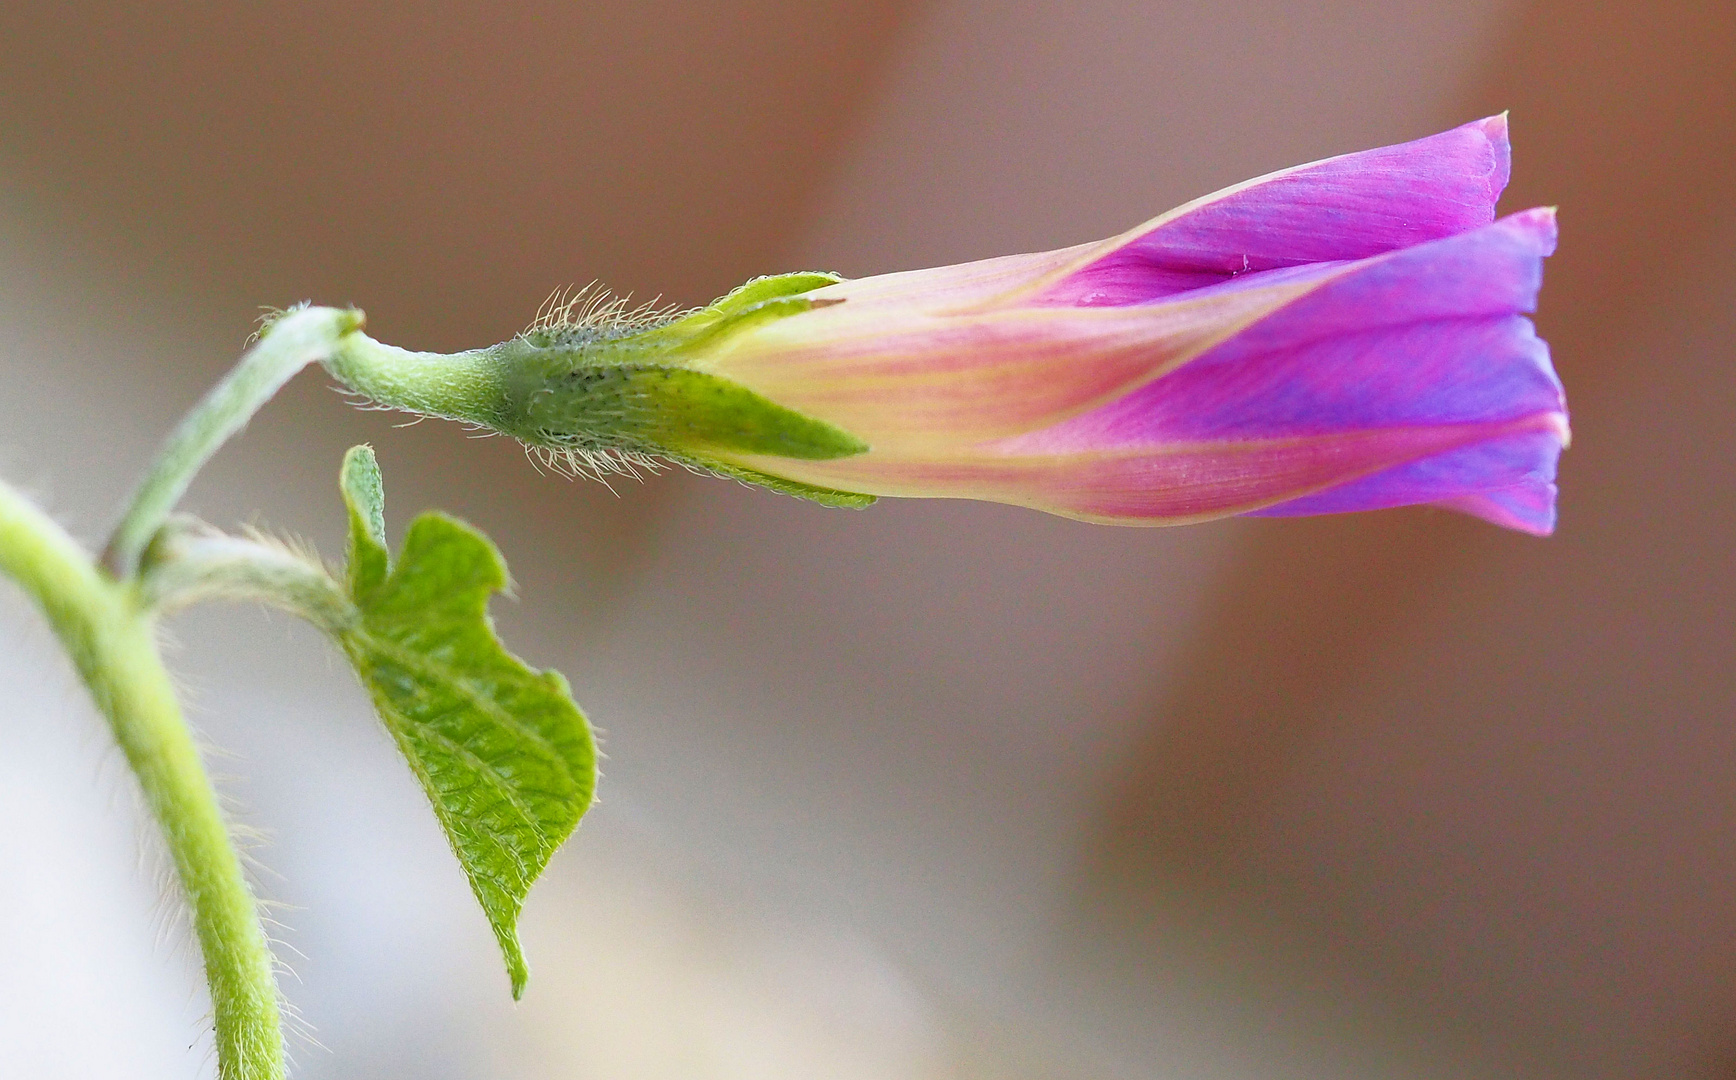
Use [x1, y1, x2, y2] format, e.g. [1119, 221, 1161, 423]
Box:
[335, 450, 596, 998]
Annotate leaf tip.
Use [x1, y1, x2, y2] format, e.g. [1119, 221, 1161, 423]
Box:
[495, 924, 530, 999]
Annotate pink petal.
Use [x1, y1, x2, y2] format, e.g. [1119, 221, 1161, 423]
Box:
[728, 415, 1560, 526]
[1247, 427, 1565, 534]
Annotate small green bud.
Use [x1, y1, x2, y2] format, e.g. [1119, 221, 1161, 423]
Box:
[322, 275, 875, 505]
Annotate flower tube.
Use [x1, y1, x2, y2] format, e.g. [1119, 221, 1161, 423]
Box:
[698, 116, 1565, 533]
[324, 116, 1567, 534]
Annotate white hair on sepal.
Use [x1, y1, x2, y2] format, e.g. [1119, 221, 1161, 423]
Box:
[525, 444, 671, 493]
[526, 283, 686, 340]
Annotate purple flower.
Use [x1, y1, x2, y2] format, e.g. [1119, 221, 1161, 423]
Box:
[700, 116, 1568, 534]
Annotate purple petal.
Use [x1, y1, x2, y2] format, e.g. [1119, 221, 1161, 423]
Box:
[997, 211, 1562, 455]
[1032, 115, 1513, 307]
[1208, 208, 1555, 353]
[1247, 427, 1565, 534]
[961, 207, 1568, 533]
[1020, 313, 1560, 445]
[1432, 483, 1561, 535]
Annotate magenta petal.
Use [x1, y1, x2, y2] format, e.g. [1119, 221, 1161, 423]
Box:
[1034, 116, 1512, 306]
[1247, 428, 1564, 534]
[970, 206, 1566, 532]
[1003, 312, 1561, 451]
[998, 212, 1562, 456]
[1209, 208, 1556, 354]
[1432, 483, 1560, 536]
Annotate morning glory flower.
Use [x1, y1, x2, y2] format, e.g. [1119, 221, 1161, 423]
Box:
[324, 116, 1566, 534]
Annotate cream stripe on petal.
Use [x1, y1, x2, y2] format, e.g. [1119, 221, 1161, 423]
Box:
[802, 245, 1093, 312]
[704, 272, 1327, 447]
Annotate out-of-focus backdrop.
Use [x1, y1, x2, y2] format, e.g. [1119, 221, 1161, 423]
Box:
[2, 2, 1732, 1077]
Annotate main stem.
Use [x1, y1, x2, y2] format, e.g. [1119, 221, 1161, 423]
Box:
[0, 482, 284, 1079]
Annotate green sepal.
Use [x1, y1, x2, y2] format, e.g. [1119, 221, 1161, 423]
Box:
[639, 272, 842, 347]
[334, 448, 597, 999]
[519, 365, 867, 462]
[691, 458, 878, 509]
[497, 272, 865, 465]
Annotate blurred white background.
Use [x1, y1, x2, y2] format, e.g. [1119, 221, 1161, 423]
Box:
[2, 1, 1733, 1077]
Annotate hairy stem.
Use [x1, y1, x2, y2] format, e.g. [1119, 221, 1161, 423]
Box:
[139, 522, 357, 633]
[103, 305, 365, 578]
[0, 480, 285, 1079]
[322, 331, 508, 426]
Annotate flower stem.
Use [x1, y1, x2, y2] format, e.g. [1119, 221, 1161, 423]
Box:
[0, 479, 285, 1079]
[322, 330, 508, 426]
[103, 305, 365, 578]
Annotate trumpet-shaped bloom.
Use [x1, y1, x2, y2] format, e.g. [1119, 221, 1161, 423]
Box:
[324, 116, 1566, 534]
[690, 115, 1567, 534]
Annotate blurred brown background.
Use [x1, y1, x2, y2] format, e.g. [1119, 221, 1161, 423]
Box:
[1, 1, 1732, 1077]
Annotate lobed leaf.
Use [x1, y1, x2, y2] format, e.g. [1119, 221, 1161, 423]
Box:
[336, 447, 596, 998]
